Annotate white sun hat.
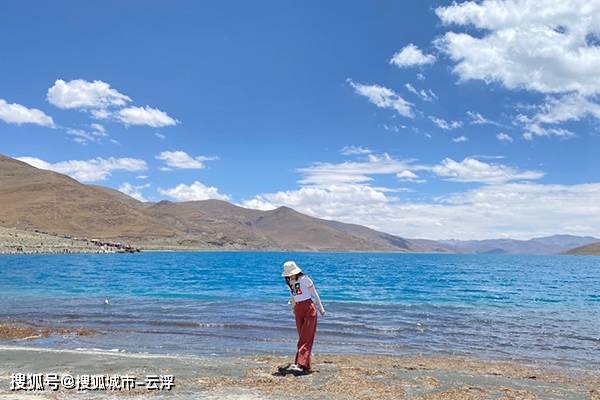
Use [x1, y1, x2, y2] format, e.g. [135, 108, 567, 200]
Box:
[282, 261, 302, 277]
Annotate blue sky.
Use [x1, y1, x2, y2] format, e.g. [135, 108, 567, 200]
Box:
[2, 0, 600, 240]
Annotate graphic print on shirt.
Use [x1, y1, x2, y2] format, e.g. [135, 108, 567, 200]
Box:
[290, 282, 303, 296]
[287, 275, 313, 302]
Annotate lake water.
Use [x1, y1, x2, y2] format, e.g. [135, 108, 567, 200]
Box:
[1, 252, 599, 368]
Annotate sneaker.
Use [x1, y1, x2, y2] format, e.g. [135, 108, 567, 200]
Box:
[288, 364, 312, 376]
[288, 364, 303, 371]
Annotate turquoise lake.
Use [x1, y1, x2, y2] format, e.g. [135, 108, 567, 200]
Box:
[0, 252, 599, 368]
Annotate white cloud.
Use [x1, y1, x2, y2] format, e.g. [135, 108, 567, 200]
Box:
[90, 123, 106, 135]
[453, 135, 469, 143]
[429, 116, 462, 130]
[118, 182, 150, 202]
[296, 153, 540, 186]
[348, 79, 414, 118]
[432, 182, 600, 238]
[241, 198, 277, 211]
[496, 132, 514, 142]
[156, 150, 217, 170]
[47, 79, 131, 109]
[47, 79, 179, 129]
[435, 0, 600, 140]
[382, 124, 405, 132]
[340, 146, 372, 156]
[405, 83, 437, 102]
[396, 170, 424, 183]
[533, 94, 600, 124]
[16, 156, 147, 182]
[117, 106, 178, 127]
[155, 132, 166, 139]
[390, 44, 436, 68]
[0, 99, 54, 127]
[520, 93, 600, 139]
[91, 109, 111, 119]
[243, 184, 388, 216]
[522, 125, 574, 140]
[298, 153, 415, 186]
[431, 157, 543, 184]
[158, 181, 230, 201]
[243, 180, 600, 240]
[239, 153, 600, 239]
[435, 0, 600, 96]
[66, 129, 97, 145]
[15, 156, 51, 170]
[466, 111, 500, 126]
[66, 123, 108, 145]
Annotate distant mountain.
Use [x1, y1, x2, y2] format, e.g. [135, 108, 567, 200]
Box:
[4, 154, 595, 254]
[142, 199, 413, 251]
[401, 238, 457, 253]
[0, 155, 178, 239]
[565, 242, 600, 255]
[0, 154, 444, 252]
[441, 235, 600, 255]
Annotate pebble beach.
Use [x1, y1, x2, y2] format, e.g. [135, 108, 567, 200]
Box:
[0, 341, 598, 399]
[0, 227, 129, 254]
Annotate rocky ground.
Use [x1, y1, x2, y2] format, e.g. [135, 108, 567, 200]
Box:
[0, 322, 96, 341]
[0, 321, 597, 399]
[0, 227, 119, 254]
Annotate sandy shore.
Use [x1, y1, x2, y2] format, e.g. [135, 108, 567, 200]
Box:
[0, 344, 597, 399]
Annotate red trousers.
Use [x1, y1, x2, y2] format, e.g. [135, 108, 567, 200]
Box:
[294, 299, 318, 370]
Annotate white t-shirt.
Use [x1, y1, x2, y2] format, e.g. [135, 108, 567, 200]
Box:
[288, 275, 314, 302]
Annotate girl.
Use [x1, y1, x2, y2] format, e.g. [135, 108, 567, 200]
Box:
[282, 260, 326, 374]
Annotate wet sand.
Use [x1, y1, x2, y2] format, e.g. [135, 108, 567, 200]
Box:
[0, 346, 597, 400]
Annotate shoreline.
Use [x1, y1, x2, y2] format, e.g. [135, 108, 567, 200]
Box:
[2, 226, 597, 255]
[0, 320, 594, 373]
[2, 246, 595, 256]
[0, 322, 96, 341]
[0, 345, 597, 399]
[0, 226, 139, 255]
[1, 323, 598, 399]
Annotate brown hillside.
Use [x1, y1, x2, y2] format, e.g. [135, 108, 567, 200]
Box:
[144, 200, 275, 249]
[247, 206, 382, 251]
[0, 154, 443, 251]
[565, 242, 600, 255]
[0, 156, 175, 239]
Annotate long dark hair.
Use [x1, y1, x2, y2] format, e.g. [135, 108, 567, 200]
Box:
[285, 272, 304, 291]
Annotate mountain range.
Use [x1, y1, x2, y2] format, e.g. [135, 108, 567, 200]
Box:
[439, 235, 600, 255]
[1, 154, 598, 254]
[0, 155, 440, 251]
